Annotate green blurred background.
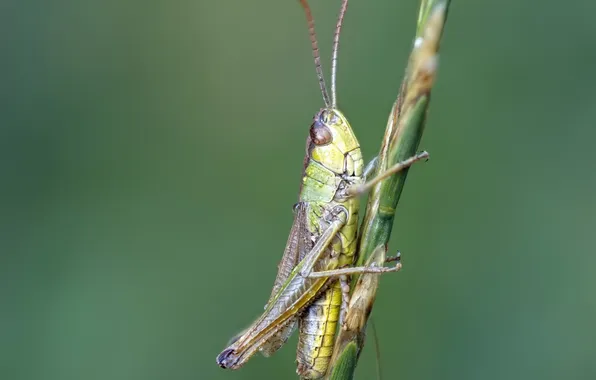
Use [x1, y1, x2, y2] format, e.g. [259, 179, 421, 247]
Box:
[3, 0, 596, 379]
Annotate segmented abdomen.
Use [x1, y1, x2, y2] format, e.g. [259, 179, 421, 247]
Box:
[295, 196, 360, 379]
[296, 280, 342, 379]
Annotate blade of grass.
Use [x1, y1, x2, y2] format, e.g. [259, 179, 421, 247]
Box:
[326, 1, 451, 379]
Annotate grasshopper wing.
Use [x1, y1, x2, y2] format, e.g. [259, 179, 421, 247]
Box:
[268, 202, 312, 300]
[260, 202, 313, 356]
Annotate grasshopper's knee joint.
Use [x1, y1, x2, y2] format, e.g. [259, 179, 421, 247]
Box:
[216, 348, 238, 369]
[325, 205, 348, 223]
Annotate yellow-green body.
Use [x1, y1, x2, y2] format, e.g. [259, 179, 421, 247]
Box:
[295, 108, 362, 379]
[216, 108, 363, 378]
[216, 0, 368, 377]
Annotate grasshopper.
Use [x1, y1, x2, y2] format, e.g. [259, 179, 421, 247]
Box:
[216, 1, 429, 378]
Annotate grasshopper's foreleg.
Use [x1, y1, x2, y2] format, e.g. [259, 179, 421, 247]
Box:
[348, 151, 430, 197]
[298, 207, 348, 277]
[305, 256, 402, 279]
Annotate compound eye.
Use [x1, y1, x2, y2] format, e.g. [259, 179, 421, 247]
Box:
[309, 124, 333, 146]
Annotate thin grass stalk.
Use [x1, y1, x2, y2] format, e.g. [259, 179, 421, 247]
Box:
[326, 1, 451, 379]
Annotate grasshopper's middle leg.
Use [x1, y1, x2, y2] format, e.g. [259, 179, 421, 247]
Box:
[305, 256, 403, 279]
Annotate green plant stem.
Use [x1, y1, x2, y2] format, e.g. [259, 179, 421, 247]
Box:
[326, 1, 451, 379]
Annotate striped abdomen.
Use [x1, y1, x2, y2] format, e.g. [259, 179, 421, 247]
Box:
[295, 189, 360, 379]
[296, 280, 342, 379]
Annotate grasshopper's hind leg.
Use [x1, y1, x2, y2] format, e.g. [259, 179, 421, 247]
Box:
[298, 206, 348, 278]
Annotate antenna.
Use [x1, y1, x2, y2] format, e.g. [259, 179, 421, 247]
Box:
[299, 0, 331, 107]
[331, 0, 348, 108]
